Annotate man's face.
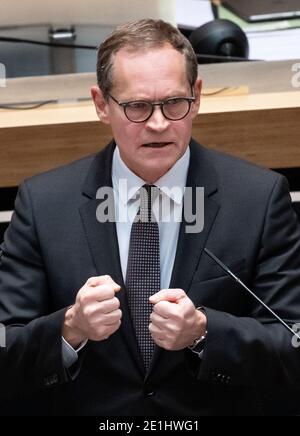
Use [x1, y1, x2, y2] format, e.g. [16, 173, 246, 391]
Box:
[92, 45, 202, 183]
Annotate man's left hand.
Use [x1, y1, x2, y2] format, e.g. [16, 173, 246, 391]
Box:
[149, 289, 207, 351]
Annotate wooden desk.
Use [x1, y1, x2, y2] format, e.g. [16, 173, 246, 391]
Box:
[1, 66, 300, 188]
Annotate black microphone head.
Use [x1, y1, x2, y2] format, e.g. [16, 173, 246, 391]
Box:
[189, 19, 249, 63]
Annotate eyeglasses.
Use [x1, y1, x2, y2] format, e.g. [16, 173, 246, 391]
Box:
[108, 93, 196, 123]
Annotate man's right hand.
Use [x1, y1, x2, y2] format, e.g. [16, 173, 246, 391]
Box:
[62, 275, 122, 348]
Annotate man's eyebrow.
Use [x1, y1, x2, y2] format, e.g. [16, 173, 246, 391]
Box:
[163, 92, 190, 99]
[122, 92, 191, 102]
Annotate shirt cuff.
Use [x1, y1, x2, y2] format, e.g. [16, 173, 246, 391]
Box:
[62, 337, 88, 368]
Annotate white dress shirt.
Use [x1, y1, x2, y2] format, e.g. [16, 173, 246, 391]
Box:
[112, 145, 190, 289]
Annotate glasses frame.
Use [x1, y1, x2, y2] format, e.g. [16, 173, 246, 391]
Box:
[108, 92, 196, 123]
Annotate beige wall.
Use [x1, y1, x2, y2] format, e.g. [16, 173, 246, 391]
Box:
[0, 0, 176, 26]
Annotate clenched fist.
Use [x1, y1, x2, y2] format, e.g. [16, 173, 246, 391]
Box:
[63, 275, 122, 348]
[149, 289, 207, 351]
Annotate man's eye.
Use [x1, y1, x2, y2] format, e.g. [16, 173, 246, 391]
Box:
[165, 98, 183, 106]
[127, 102, 149, 110]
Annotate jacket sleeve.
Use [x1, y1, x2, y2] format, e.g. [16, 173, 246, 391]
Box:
[194, 176, 300, 388]
[0, 181, 70, 397]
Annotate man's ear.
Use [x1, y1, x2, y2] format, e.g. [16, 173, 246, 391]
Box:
[191, 78, 202, 119]
[91, 86, 110, 124]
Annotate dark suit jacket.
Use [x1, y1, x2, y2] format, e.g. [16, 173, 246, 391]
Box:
[1, 139, 300, 416]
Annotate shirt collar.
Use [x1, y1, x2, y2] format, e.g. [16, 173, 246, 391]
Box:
[112, 147, 145, 205]
[112, 145, 190, 206]
[155, 147, 190, 205]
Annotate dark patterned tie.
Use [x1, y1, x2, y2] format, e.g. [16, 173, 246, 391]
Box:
[126, 184, 161, 370]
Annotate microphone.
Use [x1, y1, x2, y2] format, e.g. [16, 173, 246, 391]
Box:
[204, 248, 300, 340]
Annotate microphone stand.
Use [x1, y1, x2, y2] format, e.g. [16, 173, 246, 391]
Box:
[204, 248, 300, 340]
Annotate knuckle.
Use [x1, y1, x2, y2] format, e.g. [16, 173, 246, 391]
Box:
[86, 277, 98, 286]
[165, 322, 173, 332]
[156, 301, 165, 310]
[77, 292, 88, 307]
[102, 284, 114, 297]
[149, 325, 156, 335]
[172, 311, 183, 323]
[107, 287, 116, 298]
[154, 302, 164, 314]
[82, 306, 93, 319]
[97, 285, 113, 302]
[113, 297, 120, 309]
[170, 323, 181, 334]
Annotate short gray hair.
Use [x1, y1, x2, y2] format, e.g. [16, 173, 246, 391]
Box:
[97, 19, 198, 99]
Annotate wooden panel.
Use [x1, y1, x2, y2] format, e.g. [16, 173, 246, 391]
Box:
[194, 107, 300, 169]
[1, 77, 300, 187]
[1, 105, 299, 188]
[0, 122, 112, 187]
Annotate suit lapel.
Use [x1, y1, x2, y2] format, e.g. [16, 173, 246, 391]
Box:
[170, 140, 220, 293]
[79, 141, 145, 375]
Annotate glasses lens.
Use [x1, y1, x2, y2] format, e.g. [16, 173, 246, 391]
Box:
[163, 98, 191, 120]
[125, 101, 152, 122]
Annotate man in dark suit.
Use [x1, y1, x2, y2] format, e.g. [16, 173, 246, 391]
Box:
[1, 19, 300, 416]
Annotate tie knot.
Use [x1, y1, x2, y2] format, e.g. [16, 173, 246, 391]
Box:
[138, 184, 159, 222]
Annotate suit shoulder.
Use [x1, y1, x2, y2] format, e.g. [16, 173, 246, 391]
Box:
[202, 146, 284, 189]
[22, 154, 95, 194]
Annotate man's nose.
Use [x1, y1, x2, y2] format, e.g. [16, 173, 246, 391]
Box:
[145, 106, 170, 131]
